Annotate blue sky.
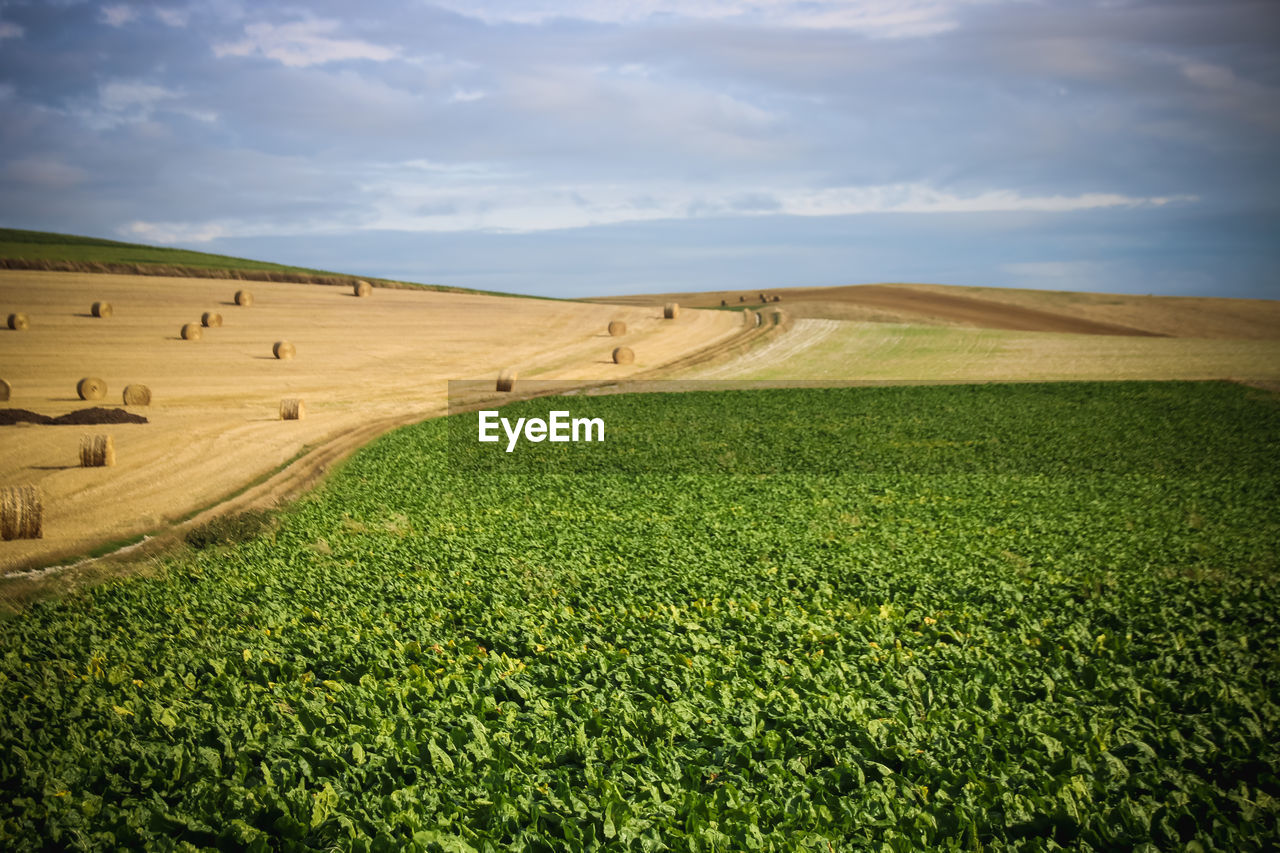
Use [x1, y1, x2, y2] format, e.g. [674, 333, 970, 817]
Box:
[1, 0, 1277, 299]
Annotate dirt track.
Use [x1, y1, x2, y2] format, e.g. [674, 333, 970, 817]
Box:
[698, 320, 841, 378]
[0, 271, 742, 573]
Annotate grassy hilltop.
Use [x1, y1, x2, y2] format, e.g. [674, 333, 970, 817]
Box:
[0, 227, 537, 299]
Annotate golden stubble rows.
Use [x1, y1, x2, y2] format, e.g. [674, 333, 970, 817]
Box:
[0, 271, 740, 571]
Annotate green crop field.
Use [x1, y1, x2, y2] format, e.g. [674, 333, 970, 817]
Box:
[1, 382, 1277, 850]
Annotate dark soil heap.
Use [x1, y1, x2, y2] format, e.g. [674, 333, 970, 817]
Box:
[0, 407, 148, 426]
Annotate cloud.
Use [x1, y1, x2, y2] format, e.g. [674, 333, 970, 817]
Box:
[501, 64, 782, 160]
[121, 220, 230, 244]
[99, 80, 175, 113]
[100, 5, 139, 28]
[448, 88, 487, 103]
[782, 186, 1196, 217]
[357, 171, 1194, 234]
[214, 19, 401, 67]
[428, 0, 999, 38]
[0, 0, 1272, 298]
[123, 168, 1194, 241]
[97, 4, 192, 29]
[154, 8, 191, 28]
[71, 80, 216, 129]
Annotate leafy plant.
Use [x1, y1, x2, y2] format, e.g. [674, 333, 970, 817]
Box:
[1, 381, 1277, 850]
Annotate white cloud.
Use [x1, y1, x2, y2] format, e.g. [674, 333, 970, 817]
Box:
[782, 186, 1196, 217]
[0, 20, 24, 39]
[100, 81, 175, 113]
[100, 4, 138, 27]
[429, 0, 1001, 37]
[73, 81, 216, 129]
[214, 19, 401, 67]
[155, 8, 191, 28]
[121, 221, 230, 244]
[99, 5, 192, 28]
[140, 169, 1191, 240]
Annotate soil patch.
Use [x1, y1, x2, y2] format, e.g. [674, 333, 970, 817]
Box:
[0, 408, 148, 426]
[0, 409, 51, 426]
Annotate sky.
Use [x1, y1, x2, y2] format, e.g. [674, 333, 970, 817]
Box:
[0, 0, 1278, 299]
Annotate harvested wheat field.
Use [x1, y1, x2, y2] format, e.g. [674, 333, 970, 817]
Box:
[0, 271, 742, 572]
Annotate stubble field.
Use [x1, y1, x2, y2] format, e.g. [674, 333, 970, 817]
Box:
[0, 271, 740, 574]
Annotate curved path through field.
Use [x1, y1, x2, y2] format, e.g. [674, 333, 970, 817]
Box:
[697, 319, 841, 378]
[0, 272, 746, 575]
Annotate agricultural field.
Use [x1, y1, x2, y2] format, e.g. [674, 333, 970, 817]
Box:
[1, 381, 1276, 850]
[693, 321, 1280, 383]
[597, 282, 1280, 340]
[0, 270, 741, 575]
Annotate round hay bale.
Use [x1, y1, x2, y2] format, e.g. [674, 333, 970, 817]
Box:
[0, 378, 9, 402]
[80, 434, 115, 468]
[612, 346, 635, 365]
[273, 341, 295, 360]
[91, 301, 113, 318]
[608, 320, 627, 336]
[201, 311, 223, 327]
[720, 299, 727, 307]
[122, 384, 151, 406]
[663, 302, 680, 320]
[7, 313, 29, 331]
[1, 485, 42, 540]
[354, 280, 372, 297]
[739, 295, 746, 302]
[77, 377, 107, 401]
[772, 295, 782, 302]
[280, 398, 306, 420]
[758, 292, 768, 302]
[235, 289, 254, 306]
[181, 323, 202, 341]
[744, 310, 759, 327]
[496, 368, 517, 392]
